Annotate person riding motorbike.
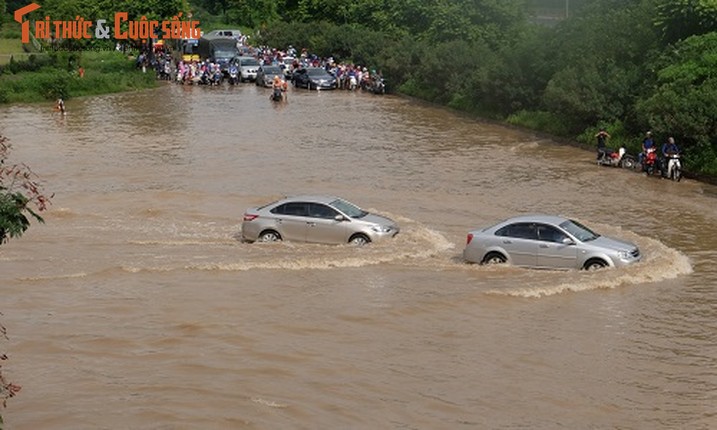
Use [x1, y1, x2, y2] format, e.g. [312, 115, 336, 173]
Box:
[662, 137, 680, 178]
[271, 75, 285, 101]
[639, 131, 654, 165]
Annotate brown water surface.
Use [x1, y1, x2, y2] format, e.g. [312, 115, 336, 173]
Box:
[1, 84, 716, 429]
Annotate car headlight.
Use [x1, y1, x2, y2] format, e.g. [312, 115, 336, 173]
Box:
[372, 226, 392, 233]
[617, 250, 631, 259]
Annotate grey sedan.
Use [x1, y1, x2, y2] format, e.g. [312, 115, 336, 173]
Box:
[463, 215, 641, 270]
[255, 65, 284, 87]
[241, 196, 400, 245]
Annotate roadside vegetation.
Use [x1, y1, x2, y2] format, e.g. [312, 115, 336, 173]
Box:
[0, 51, 157, 103]
[0, 17, 157, 105]
[189, 0, 716, 176]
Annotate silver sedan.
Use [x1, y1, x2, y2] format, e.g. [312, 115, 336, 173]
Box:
[463, 214, 641, 270]
[241, 196, 400, 245]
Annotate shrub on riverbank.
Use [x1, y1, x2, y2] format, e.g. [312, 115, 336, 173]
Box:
[0, 51, 156, 104]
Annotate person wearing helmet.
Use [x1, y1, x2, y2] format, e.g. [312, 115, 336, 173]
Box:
[639, 131, 654, 165]
[271, 74, 285, 101]
[661, 136, 680, 177]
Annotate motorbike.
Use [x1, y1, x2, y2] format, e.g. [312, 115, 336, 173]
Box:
[372, 78, 386, 95]
[665, 153, 682, 182]
[642, 147, 661, 177]
[198, 70, 210, 86]
[211, 70, 223, 86]
[228, 66, 239, 85]
[270, 87, 283, 102]
[597, 146, 636, 169]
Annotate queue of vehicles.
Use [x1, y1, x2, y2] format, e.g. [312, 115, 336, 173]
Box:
[175, 32, 351, 91]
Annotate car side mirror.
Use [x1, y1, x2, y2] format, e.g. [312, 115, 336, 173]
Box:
[562, 237, 575, 245]
[335, 214, 347, 222]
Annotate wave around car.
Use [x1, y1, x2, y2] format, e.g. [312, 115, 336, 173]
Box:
[463, 214, 641, 270]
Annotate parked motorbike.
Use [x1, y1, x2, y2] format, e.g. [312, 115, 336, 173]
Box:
[643, 147, 661, 177]
[665, 153, 682, 182]
[368, 78, 386, 95]
[375, 78, 386, 94]
[597, 146, 636, 169]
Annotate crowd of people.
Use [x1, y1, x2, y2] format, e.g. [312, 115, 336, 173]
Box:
[133, 42, 385, 92]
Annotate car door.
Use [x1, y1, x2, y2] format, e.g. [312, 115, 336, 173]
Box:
[306, 203, 347, 244]
[535, 224, 578, 269]
[270, 202, 309, 242]
[496, 223, 538, 267]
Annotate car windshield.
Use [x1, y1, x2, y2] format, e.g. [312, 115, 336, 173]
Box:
[241, 58, 260, 66]
[215, 50, 235, 59]
[329, 199, 368, 218]
[307, 68, 328, 76]
[559, 220, 600, 242]
[263, 67, 282, 74]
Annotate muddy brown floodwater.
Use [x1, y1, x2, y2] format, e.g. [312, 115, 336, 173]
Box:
[1, 83, 716, 429]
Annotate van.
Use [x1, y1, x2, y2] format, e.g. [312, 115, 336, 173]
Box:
[234, 56, 260, 82]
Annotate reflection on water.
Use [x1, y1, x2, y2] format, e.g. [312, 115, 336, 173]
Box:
[1, 83, 716, 429]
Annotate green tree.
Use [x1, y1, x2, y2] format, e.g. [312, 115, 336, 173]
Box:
[0, 135, 51, 245]
[224, 0, 279, 27]
[636, 31, 717, 173]
[655, 0, 717, 44]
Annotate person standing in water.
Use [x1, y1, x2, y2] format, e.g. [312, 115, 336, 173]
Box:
[56, 98, 66, 114]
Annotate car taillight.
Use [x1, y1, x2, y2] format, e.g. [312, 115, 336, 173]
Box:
[466, 233, 473, 245]
[243, 214, 258, 221]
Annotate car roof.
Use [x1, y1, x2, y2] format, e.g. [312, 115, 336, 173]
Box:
[278, 195, 342, 205]
[498, 214, 569, 226]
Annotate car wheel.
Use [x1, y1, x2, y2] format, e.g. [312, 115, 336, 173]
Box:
[482, 252, 507, 265]
[349, 234, 370, 246]
[258, 230, 281, 242]
[583, 259, 607, 271]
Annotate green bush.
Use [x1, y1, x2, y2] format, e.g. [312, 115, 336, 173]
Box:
[506, 110, 570, 136]
[0, 51, 156, 104]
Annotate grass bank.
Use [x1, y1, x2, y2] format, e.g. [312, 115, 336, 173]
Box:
[0, 50, 158, 104]
[0, 38, 31, 65]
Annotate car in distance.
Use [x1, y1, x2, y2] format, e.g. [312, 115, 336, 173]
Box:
[292, 67, 337, 90]
[233, 56, 260, 82]
[463, 214, 641, 270]
[281, 56, 296, 78]
[255, 65, 284, 87]
[242, 196, 399, 245]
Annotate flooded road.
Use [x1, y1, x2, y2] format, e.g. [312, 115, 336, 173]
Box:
[1, 83, 716, 429]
